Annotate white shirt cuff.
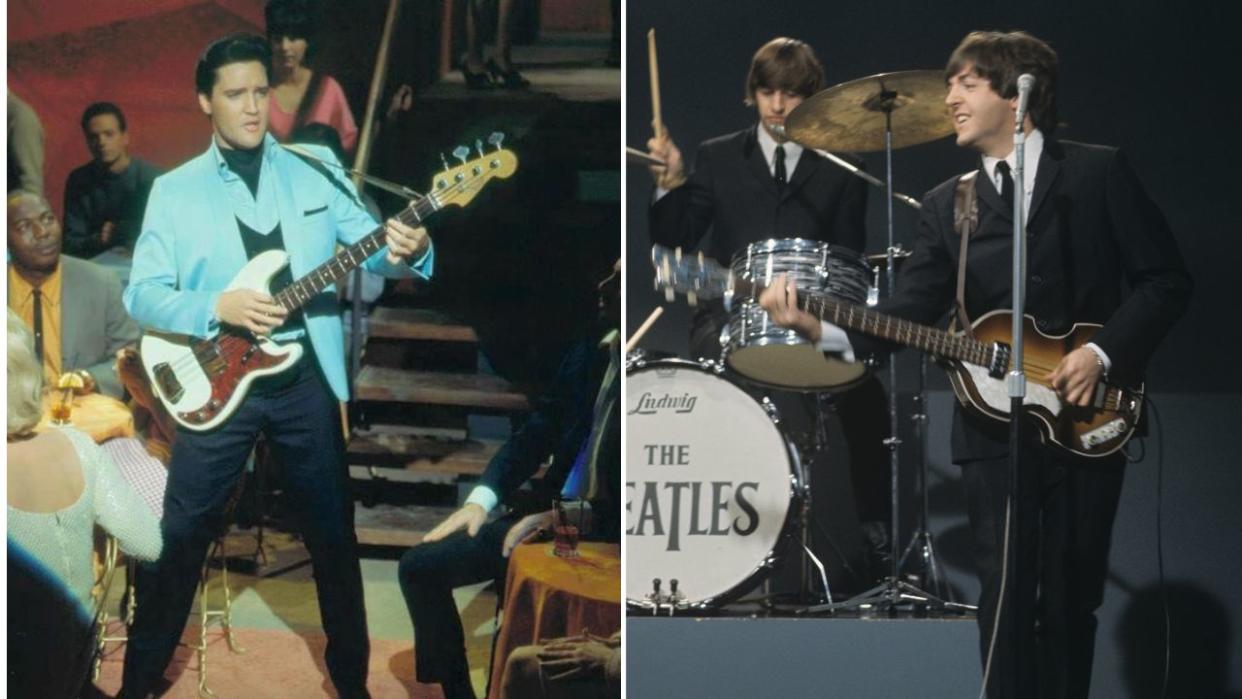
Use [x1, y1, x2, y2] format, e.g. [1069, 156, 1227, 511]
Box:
[1084, 342, 1112, 376]
[816, 321, 856, 363]
[465, 485, 499, 514]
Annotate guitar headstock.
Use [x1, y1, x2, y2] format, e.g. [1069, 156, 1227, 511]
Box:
[650, 245, 733, 306]
[429, 132, 518, 208]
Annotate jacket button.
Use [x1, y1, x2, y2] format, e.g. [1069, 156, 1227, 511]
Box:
[1031, 274, 1043, 284]
[1035, 318, 1049, 331]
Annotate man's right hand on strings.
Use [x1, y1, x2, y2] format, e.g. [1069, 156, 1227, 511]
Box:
[215, 289, 289, 336]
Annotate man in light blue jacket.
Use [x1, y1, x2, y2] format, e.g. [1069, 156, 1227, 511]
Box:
[120, 34, 431, 699]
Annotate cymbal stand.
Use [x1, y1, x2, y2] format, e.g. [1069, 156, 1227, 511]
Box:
[895, 354, 961, 603]
[799, 93, 966, 615]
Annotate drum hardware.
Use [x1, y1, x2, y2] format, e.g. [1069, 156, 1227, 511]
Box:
[643, 578, 687, 616]
[783, 71, 961, 615]
[723, 239, 872, 391]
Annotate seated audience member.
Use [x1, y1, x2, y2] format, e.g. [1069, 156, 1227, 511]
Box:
[399, 263, 621, 699]
[6, 310, 163, 698]
[8, 191, 140, 398]
[63, 102, 162, 257]
[8, 90, 45, 195]
[499, 631, 621, 699]
[266, 0, 359, 154]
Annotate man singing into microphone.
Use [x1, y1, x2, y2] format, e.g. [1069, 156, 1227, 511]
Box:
[760, 31, 1190, 698]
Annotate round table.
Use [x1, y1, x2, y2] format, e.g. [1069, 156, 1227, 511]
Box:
[487, 541, 621, 699]
[39, 392, 135, 444]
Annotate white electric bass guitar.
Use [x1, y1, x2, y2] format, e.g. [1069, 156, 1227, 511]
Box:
[141, 136, 517, 431]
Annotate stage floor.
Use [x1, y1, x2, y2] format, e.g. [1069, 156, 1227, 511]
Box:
[628, 615, 982, 698]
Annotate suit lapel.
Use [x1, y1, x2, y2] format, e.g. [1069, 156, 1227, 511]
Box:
[975, 161, 1011, 222]
[742, 126, 781, 198]
[59, 257, 80, 370]
[782, 147, 819, 200]
[1027, 139, 1063, 225]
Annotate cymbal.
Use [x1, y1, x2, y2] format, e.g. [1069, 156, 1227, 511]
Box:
[785, 70, 954, 152]
[626, 146, 666, 167]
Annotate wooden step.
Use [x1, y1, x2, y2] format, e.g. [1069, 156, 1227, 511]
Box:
[367, 307, 478, 342]
[348, 426, 502, 477]
[355, 366, 530, 411]
[353, 502, 458, 548]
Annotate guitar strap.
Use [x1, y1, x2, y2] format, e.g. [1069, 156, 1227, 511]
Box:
[952, 169, 980, 337]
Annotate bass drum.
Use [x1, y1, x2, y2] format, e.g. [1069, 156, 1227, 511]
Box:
[626, 358, 800, 611]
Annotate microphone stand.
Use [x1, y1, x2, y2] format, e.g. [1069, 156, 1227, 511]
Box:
[1004, 108, 1031, 660]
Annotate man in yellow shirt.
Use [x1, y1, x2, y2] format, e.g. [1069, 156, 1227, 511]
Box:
[7, 190, 138, 398]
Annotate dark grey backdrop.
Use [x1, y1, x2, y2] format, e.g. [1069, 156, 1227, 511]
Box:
[624, 2, 1242, 696]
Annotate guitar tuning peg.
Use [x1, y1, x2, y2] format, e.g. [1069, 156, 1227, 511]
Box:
[440, 153, 450, 171]
[664, 287, 675, 303]
[452, 145, 470, 164]
[487, 132, 505, 150]
[687, 290, 697, 306]
[475, 139, 485, 158]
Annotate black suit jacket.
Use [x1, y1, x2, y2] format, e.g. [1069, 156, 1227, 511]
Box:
[477, 334, 608, 509]
[853, 139, 1192, 461]
[650, 125, 868, 355]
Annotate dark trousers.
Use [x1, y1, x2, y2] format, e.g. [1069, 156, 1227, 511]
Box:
[120, 360, 370, 699]
[961, 446, 1124, 699]
[398, 514, 519, 684]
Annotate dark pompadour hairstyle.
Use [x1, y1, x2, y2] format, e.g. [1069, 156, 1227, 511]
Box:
[80, 102, 127, 132]
[195, 34, 273, 96]
[945, 31, 1060, 134]
[744, 37, 825, 105]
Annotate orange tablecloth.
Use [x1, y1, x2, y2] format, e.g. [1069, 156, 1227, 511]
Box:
[39, 392, 135, 444]
[487, 542, 621, 699]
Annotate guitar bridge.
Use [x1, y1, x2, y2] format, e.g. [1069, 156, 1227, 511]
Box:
[988, 342, 1011, 379]
[152, 362, 185, 404]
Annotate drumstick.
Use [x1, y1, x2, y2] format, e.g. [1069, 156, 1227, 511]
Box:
[648, 29, 664, 140]
[625, 307, 664, 354]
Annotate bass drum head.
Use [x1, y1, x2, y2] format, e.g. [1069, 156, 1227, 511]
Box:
[626, 359, 798, 610]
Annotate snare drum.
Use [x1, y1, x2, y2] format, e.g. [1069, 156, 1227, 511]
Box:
[724, 238, 872, 391]
[626, 358, 800, 611]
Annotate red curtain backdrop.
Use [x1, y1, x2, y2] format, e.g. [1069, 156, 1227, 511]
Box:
[7, 1, 266, 218]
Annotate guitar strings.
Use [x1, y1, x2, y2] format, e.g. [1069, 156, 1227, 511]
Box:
[152, 165, 499, 385]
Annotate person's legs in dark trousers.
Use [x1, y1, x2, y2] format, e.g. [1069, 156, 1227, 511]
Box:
[120, 399, 265, 698]
[834, 374, 893, 578]
[261, 363, 371, 698]
[1036, 453, 1124, 699]
[961, 447, 1044, 699]
[398, 515, 516, 699]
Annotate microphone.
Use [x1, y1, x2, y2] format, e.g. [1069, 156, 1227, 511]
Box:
[1015, 74, 1035, 126]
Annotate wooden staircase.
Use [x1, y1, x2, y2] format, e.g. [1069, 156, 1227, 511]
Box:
[348, 307, 529, 547]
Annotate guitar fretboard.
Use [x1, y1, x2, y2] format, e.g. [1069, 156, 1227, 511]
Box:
[273, 195, 438, 311]
[734, 277, 995, 368]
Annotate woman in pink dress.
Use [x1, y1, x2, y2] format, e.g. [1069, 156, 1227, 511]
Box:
[265, 0, 358, 156]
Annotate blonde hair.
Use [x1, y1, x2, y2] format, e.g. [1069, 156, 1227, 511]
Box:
[8, 309, 45, 437]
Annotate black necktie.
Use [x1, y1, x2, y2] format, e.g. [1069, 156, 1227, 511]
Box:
[995, 161, 1014, 210]
[32, 288, 45, 365]
[774, 144, 787, 187]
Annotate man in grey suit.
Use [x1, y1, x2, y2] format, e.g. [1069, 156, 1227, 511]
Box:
[7, 190, 138, 398]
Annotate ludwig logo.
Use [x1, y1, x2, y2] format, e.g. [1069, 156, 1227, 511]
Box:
[628, 391, 697, 415]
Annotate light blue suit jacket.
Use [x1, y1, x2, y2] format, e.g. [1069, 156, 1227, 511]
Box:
[124, 134, 433, 401]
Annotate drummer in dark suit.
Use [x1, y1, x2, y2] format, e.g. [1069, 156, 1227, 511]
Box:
[646, 37, 892, 581]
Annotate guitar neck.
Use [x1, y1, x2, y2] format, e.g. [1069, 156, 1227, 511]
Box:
[736, 277, 994, 367]
[273, 195, 438, 312]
